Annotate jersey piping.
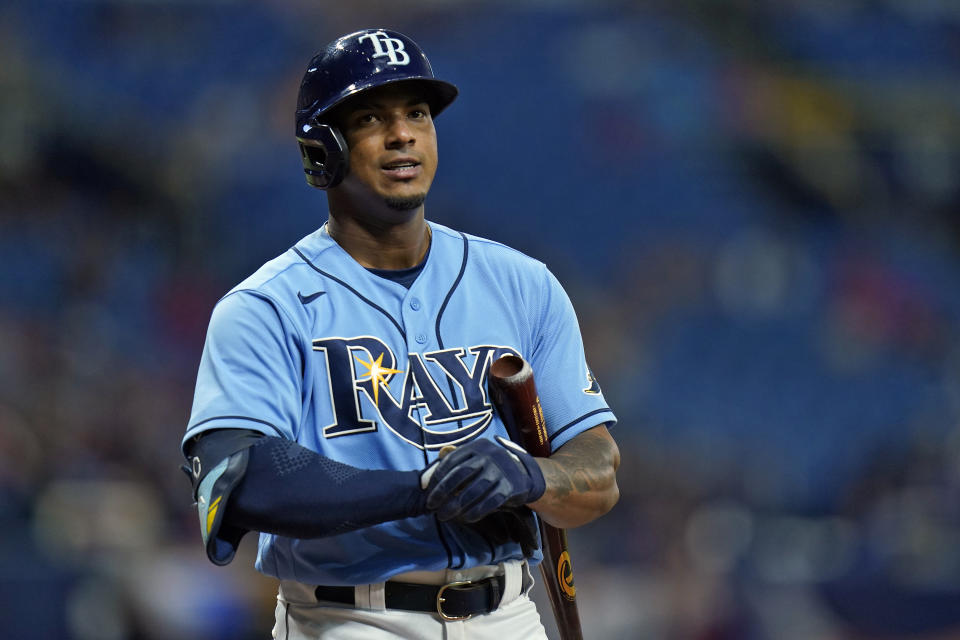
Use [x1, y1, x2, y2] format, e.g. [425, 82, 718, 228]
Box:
[549, 408, 614, 445]
[188, 415, 286, 436]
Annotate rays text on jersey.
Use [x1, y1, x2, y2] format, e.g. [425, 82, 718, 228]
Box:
[312, 337, 520, 449]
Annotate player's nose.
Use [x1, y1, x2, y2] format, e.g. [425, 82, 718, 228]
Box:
[384, 117, 415, 148]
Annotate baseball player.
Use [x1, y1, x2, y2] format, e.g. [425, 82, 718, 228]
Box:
[181, 29, 620, 640]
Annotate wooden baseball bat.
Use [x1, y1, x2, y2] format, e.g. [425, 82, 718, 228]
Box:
[487, 354, 583, 640]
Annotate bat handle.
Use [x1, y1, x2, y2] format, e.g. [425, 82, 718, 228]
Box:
[540, 525, 584, 640]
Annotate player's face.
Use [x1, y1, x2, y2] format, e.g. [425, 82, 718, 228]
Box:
[333, 84, 439, 213]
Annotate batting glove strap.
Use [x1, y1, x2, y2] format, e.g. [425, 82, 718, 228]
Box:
[494, 436, 546, 506]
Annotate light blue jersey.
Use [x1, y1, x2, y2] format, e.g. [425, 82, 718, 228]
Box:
[184, 221, 616, 586]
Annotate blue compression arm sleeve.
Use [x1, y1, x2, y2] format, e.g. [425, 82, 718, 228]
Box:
[224, 435, 429, 539]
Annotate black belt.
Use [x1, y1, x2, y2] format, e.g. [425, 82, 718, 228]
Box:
[314, 575, 505, 621]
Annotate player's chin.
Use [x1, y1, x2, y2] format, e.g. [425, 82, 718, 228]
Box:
[378, 180, 431, 211]
[383, 192, 427, 211]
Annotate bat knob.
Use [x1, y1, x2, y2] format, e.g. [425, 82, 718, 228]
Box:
[438, 445, 456, 459]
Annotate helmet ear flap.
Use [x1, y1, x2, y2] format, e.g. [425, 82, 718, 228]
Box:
[297, 122, 349, 189]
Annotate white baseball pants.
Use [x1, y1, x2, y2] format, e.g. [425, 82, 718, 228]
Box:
[272, 560, 548, 640]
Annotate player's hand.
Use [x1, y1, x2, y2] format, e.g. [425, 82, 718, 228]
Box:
[424, 437, 546, 523]
[462, 506, 539, 558]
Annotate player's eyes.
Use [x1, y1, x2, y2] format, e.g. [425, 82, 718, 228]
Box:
[409, 108, 429, 119]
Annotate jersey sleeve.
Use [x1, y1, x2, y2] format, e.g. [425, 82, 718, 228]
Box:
[528, 267, 616, 451]
[182, 290, 304, 453]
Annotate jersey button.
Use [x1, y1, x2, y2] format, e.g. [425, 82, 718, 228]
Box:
[410, 298, 422, 311]
[415, 333, 427, 344]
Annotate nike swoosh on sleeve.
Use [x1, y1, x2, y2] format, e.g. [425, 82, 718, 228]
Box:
[297, 291, 326, 305]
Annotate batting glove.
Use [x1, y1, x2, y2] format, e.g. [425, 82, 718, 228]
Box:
[424, 437, 546, 523]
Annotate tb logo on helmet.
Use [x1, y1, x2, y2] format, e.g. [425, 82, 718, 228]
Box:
[358, 31, 410, 66]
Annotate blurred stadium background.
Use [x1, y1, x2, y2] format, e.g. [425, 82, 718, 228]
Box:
[3, 1, 960, 638]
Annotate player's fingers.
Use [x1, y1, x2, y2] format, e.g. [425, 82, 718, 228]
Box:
[425, 461, 482, 510]
[438, 445, 457, 459]
[425, 447, 477, 488]
[437, 482, 498, 522]
[441, 476, 500, 522]
[460, 485, 511, 522]
[436, 446, 470, 465]
[433, 473, 494, 520]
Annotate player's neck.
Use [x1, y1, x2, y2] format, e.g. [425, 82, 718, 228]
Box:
[325, 211, 431, 270]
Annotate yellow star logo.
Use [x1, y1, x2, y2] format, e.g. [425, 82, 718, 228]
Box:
[354, 352, 403, 405]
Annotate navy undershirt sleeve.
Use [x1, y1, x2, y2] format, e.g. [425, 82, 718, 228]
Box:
[204, 433, 429, 539]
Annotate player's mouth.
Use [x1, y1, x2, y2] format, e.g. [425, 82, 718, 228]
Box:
[381, 157, 421, 180]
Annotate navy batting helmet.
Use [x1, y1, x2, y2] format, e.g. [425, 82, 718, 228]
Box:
[295, 29, 459, 189]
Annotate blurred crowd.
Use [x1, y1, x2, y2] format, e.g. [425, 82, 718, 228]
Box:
[2, 1, 960, 638]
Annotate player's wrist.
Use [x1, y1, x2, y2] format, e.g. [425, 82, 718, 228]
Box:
[523, 456, 548, 505]
[526, 458, 554, 510]
[407, 469, 432, 516]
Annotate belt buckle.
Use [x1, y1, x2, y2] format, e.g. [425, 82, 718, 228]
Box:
[436, 580, 473, 621]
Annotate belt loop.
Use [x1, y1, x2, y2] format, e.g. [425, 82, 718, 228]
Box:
[353, 583, 387, 610]
[500, 560, 523, 605]
[353, 584, 371, 609]
[368, 582, 386, 610]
